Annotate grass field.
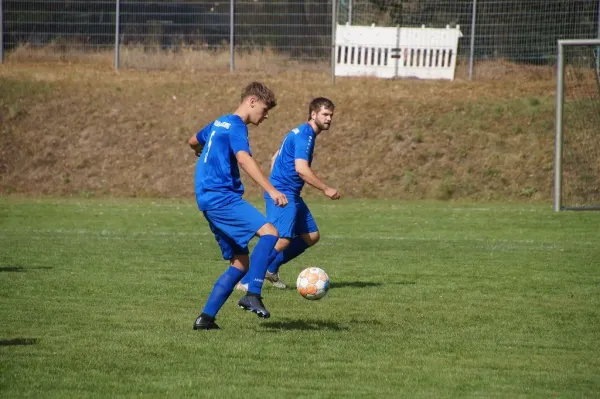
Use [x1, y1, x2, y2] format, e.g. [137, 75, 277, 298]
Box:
[1, 197, 599, 397]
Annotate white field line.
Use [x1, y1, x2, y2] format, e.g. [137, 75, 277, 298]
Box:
[0, 228, 208, 237]
[328, 234, 570, 251]
[19, 201, 554, 213]
[0, 228, 593, 249]
[329, 234, 563, 245]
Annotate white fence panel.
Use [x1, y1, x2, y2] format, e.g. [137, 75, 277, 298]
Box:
[335, 24, 463, 80]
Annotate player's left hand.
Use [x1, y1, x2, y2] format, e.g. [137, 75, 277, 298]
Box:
[269, 189, 288, 207]
[324, 187, 341, 200]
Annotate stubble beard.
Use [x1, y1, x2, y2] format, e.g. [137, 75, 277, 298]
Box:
[318, 121, 330, 131]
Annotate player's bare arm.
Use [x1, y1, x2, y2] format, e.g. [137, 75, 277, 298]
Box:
[237, 151, 289, 206]
[188, 135, 204, 157]
[295, 159, 341, 200]
[270, 150, 279, 172]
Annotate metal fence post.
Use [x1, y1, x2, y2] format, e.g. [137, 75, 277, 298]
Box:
[554, 40, 565, 212]
[0, 0, 4, 64]
[230, 0, 234, 72]
[348, 0, 352, 25]
[468, 0, 477, 80]
[394, 25, 400, 78]
[331, 0, 336, 85]
[115, 0, 120, 70]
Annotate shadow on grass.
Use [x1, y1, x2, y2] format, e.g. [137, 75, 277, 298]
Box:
[273, 281, 415, 290]
[329, 281, 383, 289]
[0, 266, 53, 272]
[0, 338, 38, 346]
[262, 319, 348, 331]
[330, 281, 416, 289]
[348, 319, 383, 327]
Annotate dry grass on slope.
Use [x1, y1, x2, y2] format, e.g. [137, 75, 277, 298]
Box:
[0, 60, 574, 202]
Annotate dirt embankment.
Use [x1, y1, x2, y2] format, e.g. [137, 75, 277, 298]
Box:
[1, 61, 590, 203]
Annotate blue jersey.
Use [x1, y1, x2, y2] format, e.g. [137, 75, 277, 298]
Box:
[269, 123, 316, 197]
[194, 114, 251, 211]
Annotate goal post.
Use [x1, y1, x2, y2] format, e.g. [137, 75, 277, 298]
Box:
[554, 39, 600, 212]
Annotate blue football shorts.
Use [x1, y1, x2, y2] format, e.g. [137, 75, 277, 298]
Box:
[265, 195, 318, 239]
[203, 197, 269, 260]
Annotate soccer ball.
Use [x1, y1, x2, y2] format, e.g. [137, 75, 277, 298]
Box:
[296, 267, 330, 300]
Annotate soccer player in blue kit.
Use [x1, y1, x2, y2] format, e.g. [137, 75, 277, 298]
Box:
[189, 82, 288, 330]
[237, 97, 340, 291]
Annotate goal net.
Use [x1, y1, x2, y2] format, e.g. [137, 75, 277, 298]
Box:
[554, 39, 600, 211]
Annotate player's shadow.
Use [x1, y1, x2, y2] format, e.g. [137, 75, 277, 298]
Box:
[348, 319, 383, 327]
[330, 281, 416, 289]
[0, 266, 53, 272]
[0, 338, 38, 346]
[329, 281, 383, 289]
[387, 280, 417, 285]
[262, 319, 348, 331]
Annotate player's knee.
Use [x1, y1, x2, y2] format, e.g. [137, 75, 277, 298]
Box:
[231, 255, 250, 272]
[275, 237, 292, 252]
[258, 222, 279, 238]
[305, 231, 320, 246]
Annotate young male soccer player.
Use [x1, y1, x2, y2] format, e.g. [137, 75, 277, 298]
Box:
[237, 97, 340, 291]
[189, 82, 288, 330]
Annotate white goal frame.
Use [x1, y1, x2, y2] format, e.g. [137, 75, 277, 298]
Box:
[554, 38, 600, 212]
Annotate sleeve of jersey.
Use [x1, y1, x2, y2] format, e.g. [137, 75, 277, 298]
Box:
[229, 125, 252, 156]
[293, 133, 312, 161]
[195, 123, 213, 146]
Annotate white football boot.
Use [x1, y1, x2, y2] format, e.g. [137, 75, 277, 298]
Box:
[265, 271, 287, 289]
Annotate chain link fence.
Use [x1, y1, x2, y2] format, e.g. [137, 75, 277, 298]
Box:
[1, 0, 599, 79]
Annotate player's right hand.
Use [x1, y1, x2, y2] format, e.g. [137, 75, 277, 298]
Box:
[324, 187, 341, 200]
[269, 190, 288, 207]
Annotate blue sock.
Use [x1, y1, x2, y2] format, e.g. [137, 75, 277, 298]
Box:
[202, 266, 245, 319]
[267, 236, 309, 274]
[240, 272, 251, 285]
[240, 246, 278, 285]
[246, 235, 278, 295]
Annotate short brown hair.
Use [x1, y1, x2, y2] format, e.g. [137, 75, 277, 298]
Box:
[308, 97, 335, 120]
[241, 82, 277, 109]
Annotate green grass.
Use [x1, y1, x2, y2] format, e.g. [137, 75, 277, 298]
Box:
[1, 197, 599, 398]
